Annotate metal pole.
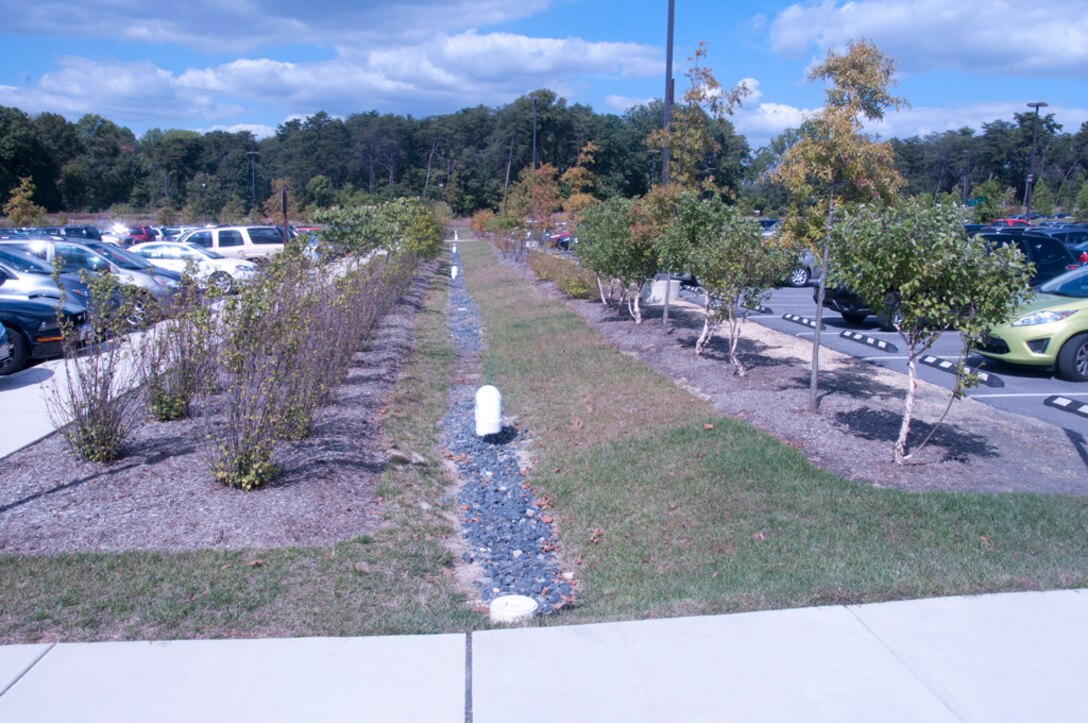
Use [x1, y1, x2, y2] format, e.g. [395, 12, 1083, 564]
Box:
[661, 0, 675, 186]
[1024, 101, 1048, 217]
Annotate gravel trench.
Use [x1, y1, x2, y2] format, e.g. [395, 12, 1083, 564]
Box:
[440, 245, 574, 614]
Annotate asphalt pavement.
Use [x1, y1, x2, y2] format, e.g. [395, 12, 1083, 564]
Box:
[709, 284, 1088, 432]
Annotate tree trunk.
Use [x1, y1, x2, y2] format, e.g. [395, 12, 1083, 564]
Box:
[894, 351, 918, 463]
[422, 140, 440, 198]
[596, 275, 609, 305]
[695, 295, 717, 354]
[662, 273, 671, 331]
[809, 186, 835, 413]
[727, 309, 747, 376]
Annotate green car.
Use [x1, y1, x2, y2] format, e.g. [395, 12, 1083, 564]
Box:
[979, 265, 1088, 380]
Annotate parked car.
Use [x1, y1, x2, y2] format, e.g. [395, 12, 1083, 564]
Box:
[786, 248, 822, 287]
[819, 233, 1079, 328]
[176, 225, 286, 261]
[0, 237, 177, 324]
[129, 242, 258, 293]
[0, 323, 11, 367]
[978, 264, 1088, 380]
[0, 246, 91, 303]
[990, 218, 1033, 227]
[0, 295, 89, 375]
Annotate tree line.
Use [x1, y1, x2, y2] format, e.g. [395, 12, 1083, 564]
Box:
[3, 74, 1088, 222]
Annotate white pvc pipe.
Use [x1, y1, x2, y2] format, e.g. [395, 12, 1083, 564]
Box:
[475, 385, 502, 436]
[489, 595, 537, 624]
[451, 265, 458, 280]
[452, 243, 458, 254]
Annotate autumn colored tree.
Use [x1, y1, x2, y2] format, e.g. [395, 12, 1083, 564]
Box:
[2, 176, 46, 226]
[560, 141, 599, 223]
[505, 163, 560, 245]
[774, 40, 906, 412]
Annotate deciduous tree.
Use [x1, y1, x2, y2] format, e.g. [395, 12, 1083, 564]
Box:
[834, 200, 1032, 463]
[775, 39, 906, 413]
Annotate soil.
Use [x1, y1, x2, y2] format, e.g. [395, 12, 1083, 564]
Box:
[0, 271, 429, 554]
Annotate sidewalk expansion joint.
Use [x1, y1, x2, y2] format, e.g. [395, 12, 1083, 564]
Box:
[0, 642, 56, 699]
[464, 632, 473, 723]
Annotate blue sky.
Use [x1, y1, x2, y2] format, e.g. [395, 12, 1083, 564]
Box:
[1, 1, 1085, 148]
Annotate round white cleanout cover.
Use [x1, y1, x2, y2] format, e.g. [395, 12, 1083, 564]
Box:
[489, 595, 538, 624]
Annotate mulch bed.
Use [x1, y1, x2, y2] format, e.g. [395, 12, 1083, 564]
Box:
[0, 272, 430, 554]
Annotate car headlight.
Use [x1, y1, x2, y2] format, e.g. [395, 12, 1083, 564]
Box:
[36, 319, 61, 334]
[153, 274, 179, 289]
[1012, 309, 1077, 326]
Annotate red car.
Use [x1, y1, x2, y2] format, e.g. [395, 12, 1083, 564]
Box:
[118, 226, 154, 245]
[990, 218, 1032, 227]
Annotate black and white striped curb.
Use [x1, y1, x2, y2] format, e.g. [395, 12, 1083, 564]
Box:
[840, 330, 898, 354]
[744, 303, 774, 315]
[920, 355, 1005, 388]
[1044, 396, 1088, 418]
[782, 313, 822, 330]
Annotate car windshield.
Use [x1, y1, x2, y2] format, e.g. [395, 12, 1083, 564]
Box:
[83, 242, 152, 271]
[1039, 266, 1088, 298]
[183, 243, 222, 259]
[0, 246, 53, 273]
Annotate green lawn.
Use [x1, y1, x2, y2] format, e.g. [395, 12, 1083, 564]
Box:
[461, 240, 1088, 624]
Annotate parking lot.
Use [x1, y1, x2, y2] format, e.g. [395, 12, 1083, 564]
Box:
[733, 285, 1088, 435]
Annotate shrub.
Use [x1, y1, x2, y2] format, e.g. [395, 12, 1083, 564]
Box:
[47, 272, 144, 462]
[526, 250, 596, 299]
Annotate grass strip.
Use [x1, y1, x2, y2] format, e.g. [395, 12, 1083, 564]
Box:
[460, 240, 1088, 623]
[0, 270, 476, 643]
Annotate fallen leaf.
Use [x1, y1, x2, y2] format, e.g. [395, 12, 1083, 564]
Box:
[704, 423, 715, 430]
[753, 531, 767, 542]
[246, 559, 264, 568]
[590, 527, 605, 544]
[541, 515, 553, 524]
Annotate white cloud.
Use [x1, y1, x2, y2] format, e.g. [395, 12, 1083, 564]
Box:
[0, 29, 660, 125]
[768, 1, 1088, 76]
[204, 123, 279, 140]
[0, 1, 555, 53]
[604, 95, 652, 112]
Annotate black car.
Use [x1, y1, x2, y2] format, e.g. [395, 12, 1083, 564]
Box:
[0, 296, 88, 375]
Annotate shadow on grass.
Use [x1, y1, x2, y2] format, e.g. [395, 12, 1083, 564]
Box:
[834, 406, 998, 461]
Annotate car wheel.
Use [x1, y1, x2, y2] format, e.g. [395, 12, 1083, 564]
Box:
[788, 267, 810, 287]
[0, 326, 29, 376]
[1057, 333, 1088, 381]
[125, 292, 158, 329]
[209, 271, 234, 295]
[841, 311, 868, 324]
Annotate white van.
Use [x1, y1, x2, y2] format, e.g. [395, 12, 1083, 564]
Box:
[176, 226, 286, 261]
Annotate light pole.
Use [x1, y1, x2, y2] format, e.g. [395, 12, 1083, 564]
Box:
[246, 150, 259, 209]
[531, 96, 538, 170]
[1024, 101, 1048, 217]
[661, 0, 675, 186]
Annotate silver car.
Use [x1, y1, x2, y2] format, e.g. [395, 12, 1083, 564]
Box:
[0, 246, 91, 303]
[0, 237, 177, 322]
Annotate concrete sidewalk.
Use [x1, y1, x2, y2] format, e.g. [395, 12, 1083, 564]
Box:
[0, 359, 66, 458]
[1, 589, 1085, 722]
